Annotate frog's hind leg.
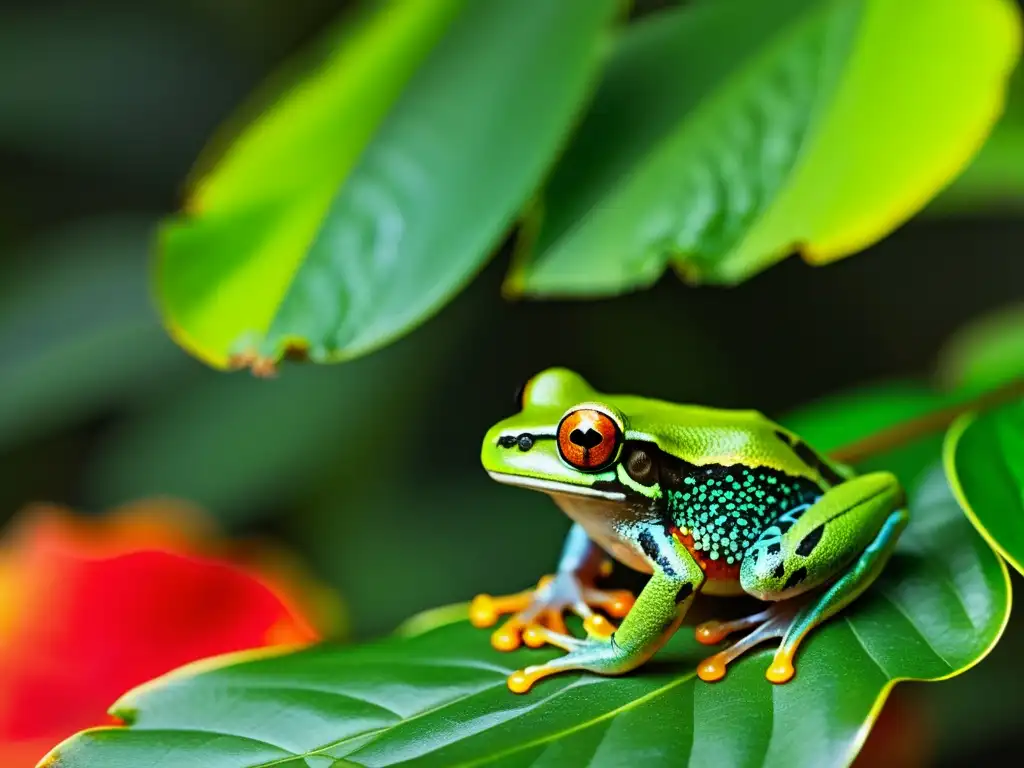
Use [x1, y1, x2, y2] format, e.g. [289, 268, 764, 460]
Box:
[766, 506, 907, 683]
[702, 472, 906, 683]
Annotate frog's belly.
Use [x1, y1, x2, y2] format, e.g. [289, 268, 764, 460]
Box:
[549, 493, 653, 574]
[550, 492, 746, 596]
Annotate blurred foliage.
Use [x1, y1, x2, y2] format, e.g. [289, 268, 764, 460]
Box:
[1, 0, 1024, 766]
[936, 303, 1024, 395]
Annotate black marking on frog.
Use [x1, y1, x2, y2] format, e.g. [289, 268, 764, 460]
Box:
[675, 582, 694, 604]
[772, 561, 786, 579]
[790, 439, 845, 486]
[784, 566, 808, 590]
[796, 524, 825, 557]
[638, 530, 676, 578]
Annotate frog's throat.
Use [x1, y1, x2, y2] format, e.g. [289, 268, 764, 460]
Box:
[486, 471, 626, 502]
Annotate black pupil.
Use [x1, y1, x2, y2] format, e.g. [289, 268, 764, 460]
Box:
[569, 428, 603, 449]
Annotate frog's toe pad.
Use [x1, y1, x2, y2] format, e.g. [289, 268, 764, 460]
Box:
[508, 670, 536, 694]
[695, 621, 730, 645]
[583, 614, 616, 639]
[766, 654, 795, 684]
[697, 654, 728, 682]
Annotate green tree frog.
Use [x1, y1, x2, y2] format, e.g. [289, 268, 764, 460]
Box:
[471, 368, 907, 693]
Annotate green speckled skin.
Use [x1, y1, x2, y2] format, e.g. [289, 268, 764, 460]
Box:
[479, 368, 908, 691]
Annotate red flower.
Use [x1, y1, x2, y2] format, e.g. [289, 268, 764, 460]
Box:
[0, 501, 336, 767]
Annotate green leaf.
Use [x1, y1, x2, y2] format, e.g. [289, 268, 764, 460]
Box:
[44, 415, 1008, 766]
[160, 0, 619, 370]
[0, 217, 185, 450]
[931, 64, 1024, 214]
[945, 399, 1024, 574]
[508, 0, 1020, 297]
[935, 304, 1024, 395]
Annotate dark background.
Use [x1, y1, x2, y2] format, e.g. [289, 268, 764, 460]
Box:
[1, 1, 1023, 765]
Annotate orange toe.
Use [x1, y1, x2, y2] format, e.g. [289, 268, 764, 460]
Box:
[583, 614, 615, 639]
[697, 654, 727, 682]
[470, 595, 498, 627]
[522, 625, 547, 649]
[507, 670, 537, 694]
[766, 655, 795, 684]
[491, 627, 522, 651]
[695, 622, 728, 645]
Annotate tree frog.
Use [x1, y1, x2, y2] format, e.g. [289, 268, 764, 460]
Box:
[471, 368, 907, 693]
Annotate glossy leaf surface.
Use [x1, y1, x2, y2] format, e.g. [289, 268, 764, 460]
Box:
[159, 0, 618, 370]
[44, 399, 1009, 767]
[509, 0, 1020, 296]
[946, 400, 1024, 574]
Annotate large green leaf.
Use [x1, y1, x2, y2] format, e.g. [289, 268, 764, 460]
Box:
[945, 399, 1024, 574]
[931, 65, 1024, 214]
[508, 0, 1020, 296]
[160, 0, 619, 371]
[43, 414, 1008, 766]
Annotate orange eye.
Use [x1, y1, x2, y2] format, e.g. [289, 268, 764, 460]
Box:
[557, 408, 622, 472]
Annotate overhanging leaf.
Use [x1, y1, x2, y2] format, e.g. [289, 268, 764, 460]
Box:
[508, 0, 1021, 296]
[42, 412, 1009, 767]
[931, 64, 1024, 214]
[160, 0, 619, 371]
[945, 399, 1024, 574]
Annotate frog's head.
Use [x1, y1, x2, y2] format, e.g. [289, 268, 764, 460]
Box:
[481, 368, 662, 503]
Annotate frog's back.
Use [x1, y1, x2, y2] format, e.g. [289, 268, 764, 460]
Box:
[611, 395, 829, 482]
[608, 396, 840, 587]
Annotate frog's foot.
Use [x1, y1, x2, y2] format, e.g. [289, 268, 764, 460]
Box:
[695, 602, 801, 683]
[470, 572, 635, 652]
[508, 635, 625, 694]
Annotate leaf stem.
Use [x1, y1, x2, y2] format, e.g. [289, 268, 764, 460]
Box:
[827, 379, 1024, 465]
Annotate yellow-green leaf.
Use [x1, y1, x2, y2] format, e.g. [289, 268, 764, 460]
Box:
[160, 0, 619, 371]
[509, 0, 1021, 296]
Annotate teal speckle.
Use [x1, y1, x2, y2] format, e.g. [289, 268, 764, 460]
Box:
[668, 465, 821, 562]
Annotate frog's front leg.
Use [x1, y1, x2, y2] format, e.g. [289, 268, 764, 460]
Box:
[698, 472, 907, 683]
[507, 526, 705, 693]
[470, 523, 636, 651]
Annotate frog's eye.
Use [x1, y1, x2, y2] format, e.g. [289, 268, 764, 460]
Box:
[557, 407, 622, 472]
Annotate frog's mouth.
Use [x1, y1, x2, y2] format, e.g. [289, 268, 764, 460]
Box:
[487, 472, 626, 502]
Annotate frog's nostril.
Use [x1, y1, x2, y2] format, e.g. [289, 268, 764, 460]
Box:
[569, 428, 603, 449]
[497, 434, 535, 451]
